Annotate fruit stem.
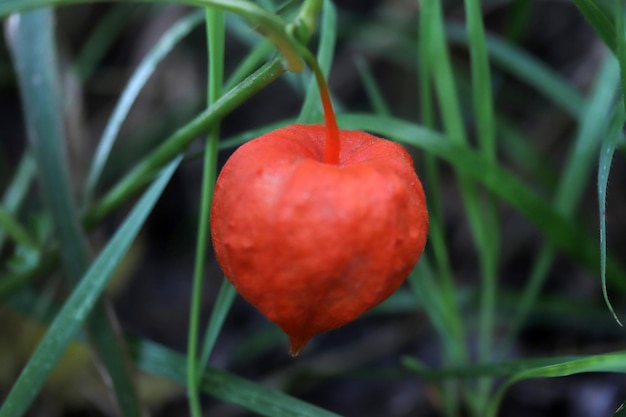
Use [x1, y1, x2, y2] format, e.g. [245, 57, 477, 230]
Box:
[295, 44, 340, 164]
[314, 66, 341, 164]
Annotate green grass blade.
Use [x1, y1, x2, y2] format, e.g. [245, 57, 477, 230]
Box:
[487, 350, 626, 417]
[598, 103, 625, 324]
[422, 9, 498, 404]
[408, 258, 465, 363]
[187, 7, 225, 417]
[8, 8, 89, 285]
[4, 288, 332, 417]
[405, 348, 626, 417]
[418, 2, 466, 374]
[298, 0, 336, 123]
[462, 5, 499, 409]
[506, 53, 621, 345]
[199, 278, 236, 366]
[463, 0, 495, 161]
[0, 157, 181, 417]
[403, 354, 583, 379]
[599, 0, 626, 327]
[424, 0, 498, 269]
[409, 12, 467, 404]
[422, 9, 495, 411]
[422, 0, 467, 146]
[337, 113, 626, 287]
[616, 0, 626, 112]
[82, 9, 204, 208]
[573, 0, 616, 53]
[0, 153, 36, 253]
[556, 56, 619, 215]
[7, 9, 143, 416]
[419, 14, 467, 417]
[132, 338, 343, 417]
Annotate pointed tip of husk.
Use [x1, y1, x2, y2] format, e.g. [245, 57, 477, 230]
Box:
[288, 335, 312, 357]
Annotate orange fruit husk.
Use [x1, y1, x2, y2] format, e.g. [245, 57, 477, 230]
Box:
[210, 124, 428, 355]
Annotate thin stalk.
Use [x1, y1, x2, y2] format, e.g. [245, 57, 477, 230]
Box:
[294, 45, 340, 164]
[463, 0, 499, 410]
[187, 8, 225, 417]
[420, 0, 498, 413]
[418, 7, 465, 417]
[418, 0, 466, 365]
[318, 67, 340, 164]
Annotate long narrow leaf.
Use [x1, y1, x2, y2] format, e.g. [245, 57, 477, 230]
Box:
[403, 355, 583, 379]
[417, 0, 466, 371]
[618, 0, 626, 112]
[199, 278, 236, 366]
[422, 13, 498, 413]
[187, 7, 225, 417]
[598, 103, 626, 324]
[487, 350, 626, 417]
[7, 9, 143, 416]
[8, 8, 89, 284]
[0, 157, 181, 417]
[506, 54, 622, 346]
[132, 338, 343, 417]
[462, 6, 499, 410]
[405, 348, 626, 416]
[83, 9, 204, 207]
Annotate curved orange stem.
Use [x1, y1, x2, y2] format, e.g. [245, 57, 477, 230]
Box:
[316, 73, 340, 164]
[309, 55, 340, 164]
